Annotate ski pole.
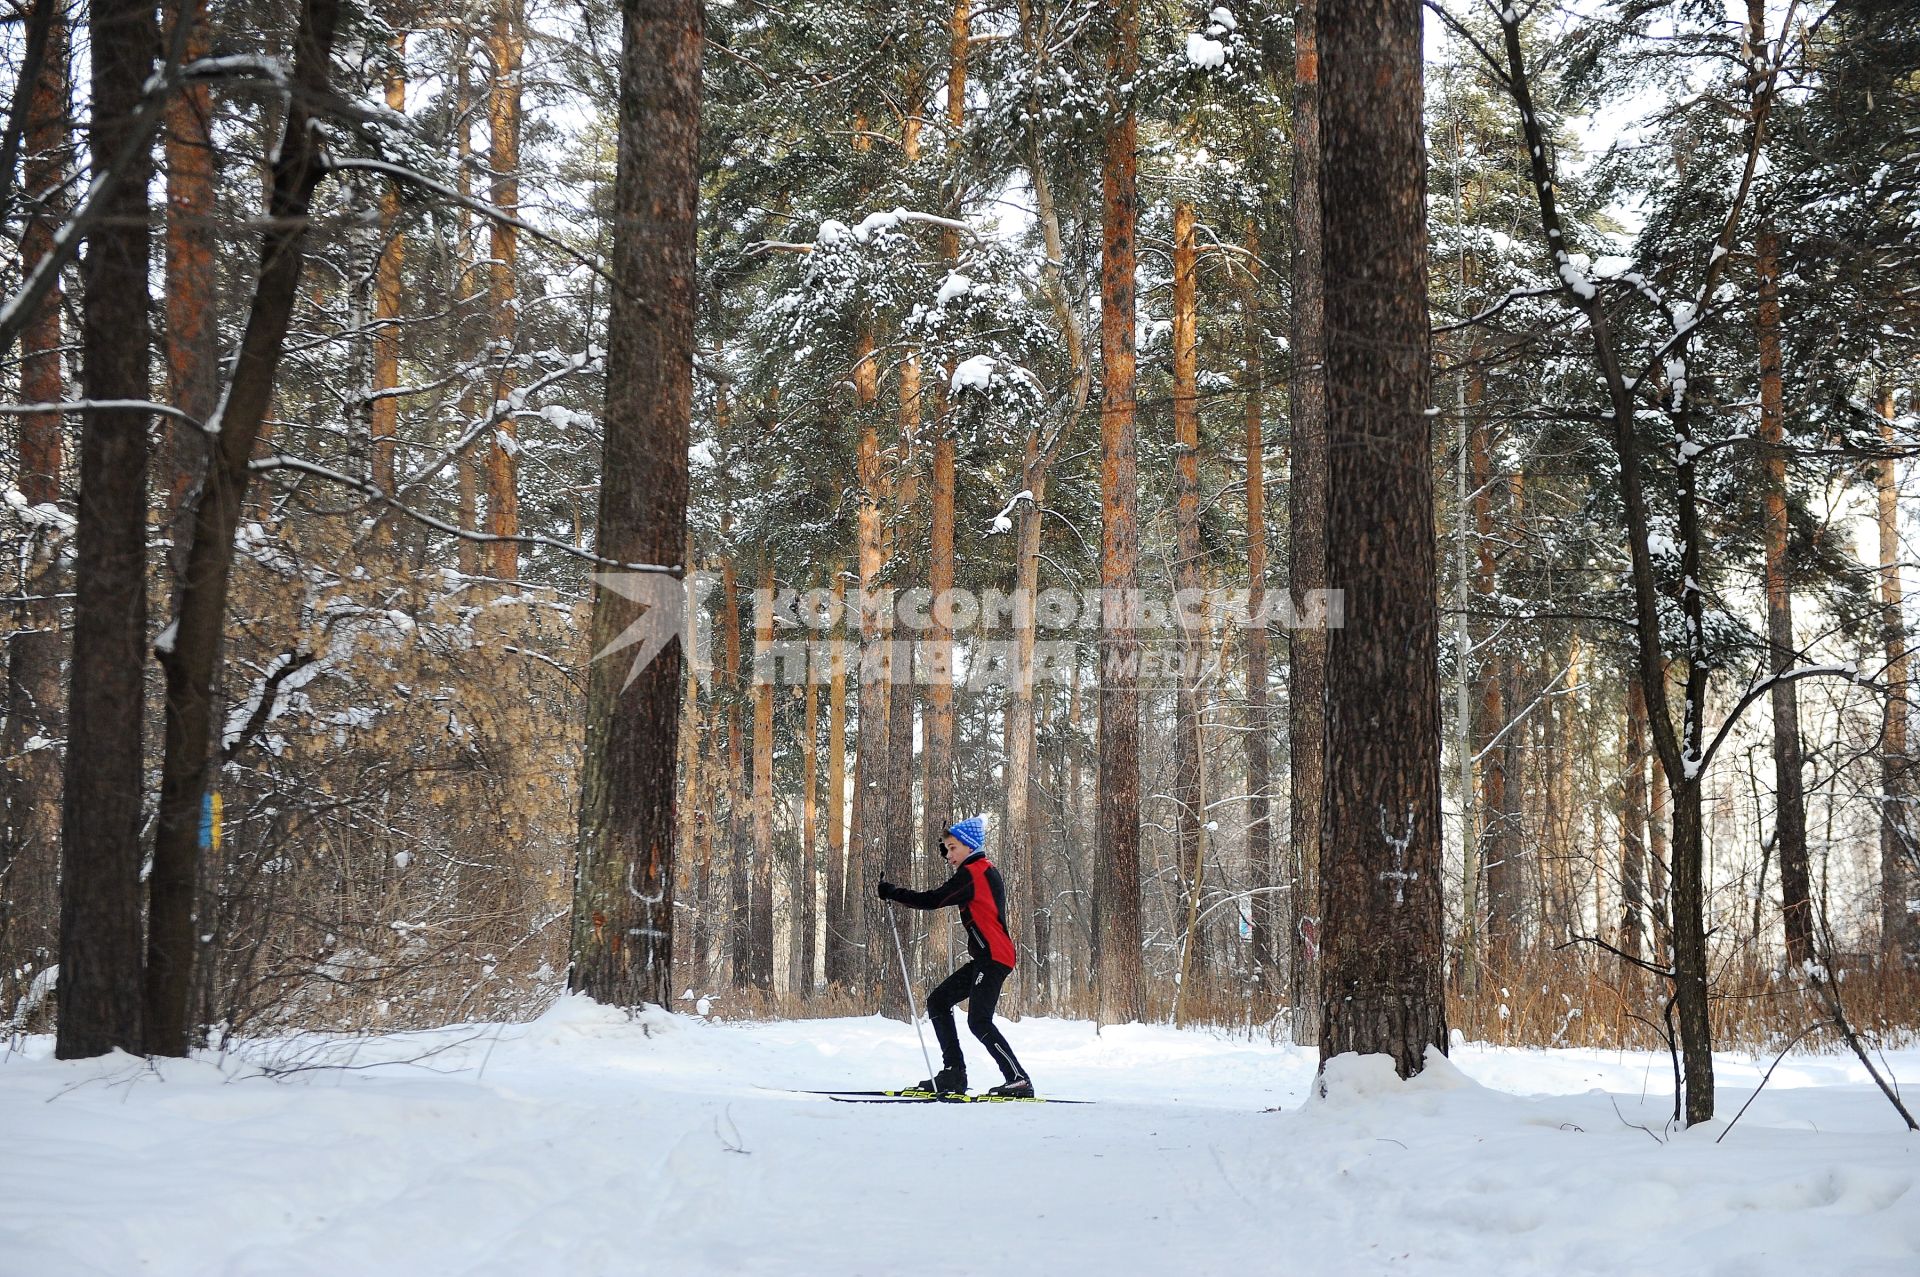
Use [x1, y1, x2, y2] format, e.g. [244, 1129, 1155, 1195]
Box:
[888, 906, 935, 1084]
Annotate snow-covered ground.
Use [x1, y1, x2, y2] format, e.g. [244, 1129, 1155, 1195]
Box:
[4, 999, 1917, 1276]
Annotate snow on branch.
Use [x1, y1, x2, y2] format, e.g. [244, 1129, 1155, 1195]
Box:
[252, 452, 678, 575]
[0, 399, 212, 433]
[986, 489, 1034, 535]
[1697, 662, 1870, 778]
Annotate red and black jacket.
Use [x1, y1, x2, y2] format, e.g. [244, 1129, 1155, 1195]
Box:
[887, 852, 1017, 969]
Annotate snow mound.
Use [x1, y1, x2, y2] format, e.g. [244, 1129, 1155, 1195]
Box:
[1186, 33, 1226, 68]
[1316, 1047, 1481, 1106]
[525, 992, 648, 1043]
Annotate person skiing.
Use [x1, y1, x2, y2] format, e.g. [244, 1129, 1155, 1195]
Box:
[876, 815, 1033, 1098]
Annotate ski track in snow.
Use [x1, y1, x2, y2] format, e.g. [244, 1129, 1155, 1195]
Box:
[3, 996, 1917, 1276]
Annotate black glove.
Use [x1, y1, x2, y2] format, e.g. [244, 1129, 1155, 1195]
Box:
[876, 880, 895, 901]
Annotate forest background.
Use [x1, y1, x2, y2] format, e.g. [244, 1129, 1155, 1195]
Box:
[2, 0, 1918, 1125]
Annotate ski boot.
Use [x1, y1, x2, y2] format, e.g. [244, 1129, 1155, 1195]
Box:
[905, 1064, 968, 1096]
[984, 1076, 1033, 1099]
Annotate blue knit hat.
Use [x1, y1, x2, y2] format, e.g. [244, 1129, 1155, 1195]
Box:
[945, 815, 986, 851]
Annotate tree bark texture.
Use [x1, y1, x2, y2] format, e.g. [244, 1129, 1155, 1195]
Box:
[1877, 389, 1920, 964]
[567, 0, 699, 1008]
[2, 0, 69, 1023]
[370, 33, 407, 501]
[800, 651, 819, 995]
[1286, 0, 1327, 1047]
[1242, 223, 1274, 980]
[163, 0, 215, 518]
[853, 330, 897, 1011]
[825, 571, 853, 985]
[145, 0, 343, 1056]
[721, 548, 749, 982]
[1170, 199, 1210, 1011]
[749, 557, 776, 988]
[1753, 226, 1813, 968]
[1620, 679, 1649, 962]
[484, 0, 523, 580]
[1313, 0, 1448, 1079]
[1094, 0, 1144, 1025]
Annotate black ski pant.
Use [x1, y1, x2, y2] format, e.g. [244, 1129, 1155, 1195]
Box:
[927, 959, 1025, 1083]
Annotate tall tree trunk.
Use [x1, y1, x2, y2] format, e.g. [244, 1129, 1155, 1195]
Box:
[1242, 223, 1275, 984]
[1753, 227, 1813, 968]
[1541, 647, 1569, 937]
[370, 32, 407, 502]
[800, 646, 820, 996]
[1094, 0, 1144, 1025]
[163, 0, 215, 519]
[1170, 199, 1209, 1018]
[1480, 445, 1522, 962]
[1006, 446, 1045, 1001]
[1314, 0, 1447, 1078]
[1620, 678, 1649, 962]
[721, 542, 749, 983]
[59, 0, 159, 1061]
[681, 548, 706, 982]
[484, 0, 523, 580]
[568, 0, 697, 1006]
[697, 695, 723, 981]
[453, 44, 483, 576]
[3, 0, 70, 1022]
[825, 570, 853, 986]
[750, 558, 776, 989]
[885, 370, 921, 997]
[1877, 389, 1920, 965]
[145, 0, 344, 1056]
[921, 0, 968, 983]
[1648, 702, 1670, 966]
[853, 331, 898, 1012]
[1286, 0, 1327, 1048]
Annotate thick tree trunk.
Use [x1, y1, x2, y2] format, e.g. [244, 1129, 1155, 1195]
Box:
[1877, 389, 1920, 965]
[145, 0, 344, 1056]
[568, 0, 698, 1008]
[1094, 0, 1144, 1025]
[2, 0, 69, 1021]
[59, 0, 157, 1061]
[1286, 0, 1327, 1047]
[1754, 226, 1812, 967]
[1314, 0, 1447, 1078]
[484, 0, 523, 580]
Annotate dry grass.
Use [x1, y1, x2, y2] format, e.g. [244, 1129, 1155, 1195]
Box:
[690, 950, 1920, 1059]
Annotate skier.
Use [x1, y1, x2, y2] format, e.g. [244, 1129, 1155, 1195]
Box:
[876, 815, 1033, 1098]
